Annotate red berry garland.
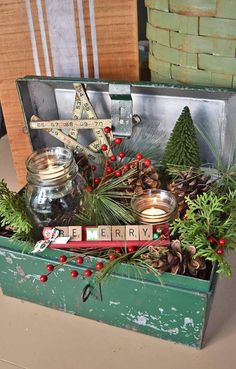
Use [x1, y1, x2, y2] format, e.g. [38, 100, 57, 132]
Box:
[104, 126, 111, 134]
[114, 137, 122, 144]
[70, 270, 78, 278]
[83, 269, 92, 277]
[114, 170, 122, 177]
[207, 236, 215, 244]
[119, 151, 126, 159]
[218, 238, 227, 246]
[109, 253, 116, 260]
[106, 167, 113, 174]
[76, 256, 84, 264]
[95, 262, 104, 271]
[144, 159, 151, 167]
[136, 153, 143, 160]
[123, 163, 130, 170]
[127, 246, 136, 253]
[94, 177, 101, 184]
[217, 248, 224, 255]
[110, 155, 117, 162]
[101, 144, 108, 151]
[59, 255, 67, 263]
[46, 264, 54, 272]
[40, 275, 48, 283]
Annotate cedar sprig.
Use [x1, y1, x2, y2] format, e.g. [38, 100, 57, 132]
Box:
[171, 192, 236, 276]
[0, 180, 33, 240]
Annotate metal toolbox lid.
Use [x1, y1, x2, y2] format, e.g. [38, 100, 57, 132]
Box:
[16, 76, 236, 165]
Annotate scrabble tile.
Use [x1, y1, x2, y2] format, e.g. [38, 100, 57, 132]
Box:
[112, 226, 125, 240]
[126, 225, 139, 240]
[98, 225, 112, 240]
[68, 226, 82, 241]
[139, 225, 153, 240]
[86, 227, 99, 241]
[56, 226, 69, 237]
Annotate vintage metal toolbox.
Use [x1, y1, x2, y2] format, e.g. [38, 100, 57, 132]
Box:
[1, 76, 235, 348]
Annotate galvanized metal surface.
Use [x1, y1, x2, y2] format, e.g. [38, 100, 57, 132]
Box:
[16, 76, 236, 166]
[0, 236, 217, 348]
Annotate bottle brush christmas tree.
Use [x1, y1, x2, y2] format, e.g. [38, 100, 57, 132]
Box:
[163, 106, 201, 167]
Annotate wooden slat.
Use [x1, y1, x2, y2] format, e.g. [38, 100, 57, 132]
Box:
[0, 0, 139, 187]
[0, 0, 33, 187]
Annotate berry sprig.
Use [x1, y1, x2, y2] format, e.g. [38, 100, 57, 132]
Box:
[207, 236, 227, 255]
[39, 254, 94, 283]
[88, 125, 154, 191]
[39, 246, 141, 284]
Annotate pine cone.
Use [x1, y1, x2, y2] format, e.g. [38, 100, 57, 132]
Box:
[140, 240, 206, 277]
[124, 162, 161, 195]
[168, 168, 211, 214]
[73, 152, 91, 182]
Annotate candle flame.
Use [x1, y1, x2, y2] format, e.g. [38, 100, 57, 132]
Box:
[153, 197, 158, 205]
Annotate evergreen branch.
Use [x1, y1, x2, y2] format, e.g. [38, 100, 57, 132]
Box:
[0, 180, 33, 241]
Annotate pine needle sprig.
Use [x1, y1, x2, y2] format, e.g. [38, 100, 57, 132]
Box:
[76, 168, 137, 225]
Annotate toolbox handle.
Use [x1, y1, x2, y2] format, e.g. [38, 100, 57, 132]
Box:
[81, 283, 92, 302]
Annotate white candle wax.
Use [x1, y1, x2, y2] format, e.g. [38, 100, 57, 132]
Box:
[141, 207, 166, 216]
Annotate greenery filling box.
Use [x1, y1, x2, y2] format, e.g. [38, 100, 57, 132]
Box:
[1, 76, 236, 349]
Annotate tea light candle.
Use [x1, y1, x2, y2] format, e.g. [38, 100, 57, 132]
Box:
[131, 189, 177, 224]
[141, 207, 166, 216]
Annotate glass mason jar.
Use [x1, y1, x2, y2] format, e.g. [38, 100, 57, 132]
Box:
[26, 147, 85, 227]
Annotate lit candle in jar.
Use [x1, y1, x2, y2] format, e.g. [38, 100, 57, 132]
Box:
[141, 207, 166, 216]
[131, 189, 177, 224]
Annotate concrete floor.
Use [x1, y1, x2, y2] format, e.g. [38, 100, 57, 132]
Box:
[1, 136, 236, 369]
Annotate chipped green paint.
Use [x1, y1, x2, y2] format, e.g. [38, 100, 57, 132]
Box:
[0, 235, 217, 348]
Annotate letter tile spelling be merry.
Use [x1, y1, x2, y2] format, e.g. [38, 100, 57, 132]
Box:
[42, 224, 170, 250]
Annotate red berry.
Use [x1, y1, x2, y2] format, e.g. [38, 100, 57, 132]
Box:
[91, 164, 96, 171]
[70, 270, 78, 278]
[127, 246, 136, 253]
[59, 255, 67, 263]
[136, 153, 143, 161]
[94, 177, 101, 184]
[106, 167, 113, 174]
[114, 170, 122, 177]
[207, 236, 215, 244]
[86, 186, 93, 193]
[218, 238, 227, 246]
[217, 248, 224, 255]
[124, 163, 130, 170]
[83, 269, 92, 277]
[40, 274, 48, 283]
[115, 247, 122, 254]
[114, 138, 122, 145]
[104, 126, 111, 134]
[95, 262, 104, 271]
[101, 144, 108, 151]
[46, 264, 54, 272]
[109, 253, 116, 260]
[110, 155, 117, 162]
[119, 151, 126, 159]
[144, 159, 151, 167]
[76, 256, 84, 264]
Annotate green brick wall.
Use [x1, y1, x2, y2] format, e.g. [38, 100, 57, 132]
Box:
[146, 0, 236, 88]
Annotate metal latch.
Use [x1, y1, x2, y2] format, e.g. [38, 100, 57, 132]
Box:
[109, 84, 133, 137]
